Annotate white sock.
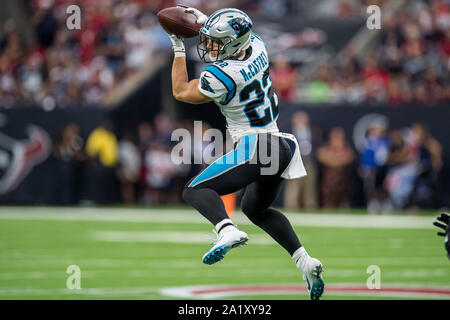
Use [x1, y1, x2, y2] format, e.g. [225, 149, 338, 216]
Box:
[292, 247, 309, 272]
[215, 219, 236, 235]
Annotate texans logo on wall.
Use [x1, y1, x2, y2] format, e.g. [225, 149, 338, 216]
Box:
[0, 114, 52, 195]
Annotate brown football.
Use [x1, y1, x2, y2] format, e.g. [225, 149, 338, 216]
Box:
[157, 7, 201, 38]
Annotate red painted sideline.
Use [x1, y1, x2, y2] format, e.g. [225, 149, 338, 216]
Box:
[191, 285, 450, 296]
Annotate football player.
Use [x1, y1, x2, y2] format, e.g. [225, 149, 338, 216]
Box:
[433, 212, 450, 259]
[165, 6, 324, 300]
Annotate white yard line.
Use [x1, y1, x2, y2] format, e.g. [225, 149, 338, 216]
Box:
[90, 230, 274, 245]
[0, 207, 436, 229]
[1, 256, 444, 269]
[0, 286, 160, 297]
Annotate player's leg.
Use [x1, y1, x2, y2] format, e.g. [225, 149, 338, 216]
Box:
[240, 136, 324, 300]
[182, 134, 261, 264]
[182, 163, 259, 225]
[182, 134, 260, 225]
[239, 133, 299, 253]
[241, 175, 301, 255]
[183, 164, 262, 265]
[241, 176, 324, 300]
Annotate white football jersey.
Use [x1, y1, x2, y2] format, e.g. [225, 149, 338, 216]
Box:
[198, 33, 279, 143]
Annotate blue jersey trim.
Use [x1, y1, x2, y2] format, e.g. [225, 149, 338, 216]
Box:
[204, 65, 236, 105]
[188, 134, 257, 188]
[253, 33, 267, 48]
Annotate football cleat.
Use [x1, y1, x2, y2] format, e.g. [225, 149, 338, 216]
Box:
[202, 228, 248, 265]
[302, 257, 325, 300]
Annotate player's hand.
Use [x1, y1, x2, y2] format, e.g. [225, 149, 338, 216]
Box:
[433, 212, 450, 258]
[167, 33, 185, 57]
[434, 212, 449, 236]
[176, 5, 208, 25]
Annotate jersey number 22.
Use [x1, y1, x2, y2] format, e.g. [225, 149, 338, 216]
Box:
[240, 68, 279, 127]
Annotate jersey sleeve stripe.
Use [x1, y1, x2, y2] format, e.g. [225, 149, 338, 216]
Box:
[204, 65, 236, 105]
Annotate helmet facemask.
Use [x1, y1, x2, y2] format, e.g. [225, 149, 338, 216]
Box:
[197, 33, 231, 63]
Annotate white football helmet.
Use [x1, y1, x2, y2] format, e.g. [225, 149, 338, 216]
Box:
[197, 8, 253, 62]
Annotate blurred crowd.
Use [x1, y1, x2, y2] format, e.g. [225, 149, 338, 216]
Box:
[1, 0, 447, 209]
[54, 111, 444, 212]
[273, 0, 450, 105]
[0, 0, 174, 109]
[1, 0, 447, 108]
[54, 113, 210, 205]
[178, 0, 388, 20]
[283, 111, 443, 213]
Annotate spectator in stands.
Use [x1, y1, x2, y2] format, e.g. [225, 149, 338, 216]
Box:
[338, 47, 366, 104]
[152, 113, 173, 144]
[86, 123, 119, 168]
[31, 0, 58, 49]
[407, 122, 443, 208]
[336, 0, 360, 19]
[362, 53, 389, 104]
[0, 21, 23, 108]
[294, 0, 449, 106]
[53, 122, 86, 205]
[136, 113, 181, 204]
[143, 141, 177, 204]
[1, 0, 448, 109]
[384, 128, 417, 209]
[359, 121, 391, 213]
[118, 131, 141, 204]
[137, 121, 153, 155]
[383, 123, 443, 210]
[317, 127, 354, 208]
[83, 122, 119, 204]
[386, 129, 412, 167]
[422, 66, 445, 104]
[283, 111, 318, 210]
[123, 14, 157, 71]
[0, 0, 173, 109]
[304, 65, 332, 103]
[259, 0, 289, 19]
[271, 54, 297, 103]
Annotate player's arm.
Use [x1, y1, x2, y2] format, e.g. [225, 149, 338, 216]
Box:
[171, 55, 212, 104]
[166, 6, 210, 105]
[166, 33, 226, 105]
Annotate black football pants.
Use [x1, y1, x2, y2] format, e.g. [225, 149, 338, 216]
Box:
[182, 133, 302, 255]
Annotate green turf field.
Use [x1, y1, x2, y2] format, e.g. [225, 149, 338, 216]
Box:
[0, 207, 449, 300]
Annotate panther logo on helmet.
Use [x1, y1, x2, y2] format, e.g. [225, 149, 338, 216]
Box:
[228, 17, 252, 37]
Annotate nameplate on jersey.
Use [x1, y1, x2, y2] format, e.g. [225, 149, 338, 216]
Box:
[239, 51, 269, 82]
